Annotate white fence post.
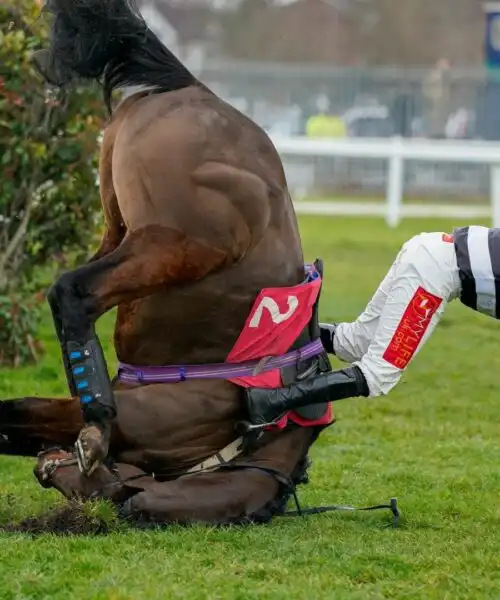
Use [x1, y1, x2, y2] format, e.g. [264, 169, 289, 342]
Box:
[386, 137, 404, 228]
[490, 164, 500, 228]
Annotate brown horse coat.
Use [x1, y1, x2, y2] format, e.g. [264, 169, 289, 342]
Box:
[0, 0, 330, 526]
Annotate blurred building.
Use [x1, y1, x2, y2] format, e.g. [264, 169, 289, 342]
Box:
[221, 0, 364, 65]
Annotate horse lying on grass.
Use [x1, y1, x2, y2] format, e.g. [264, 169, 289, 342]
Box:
[0, 0, 397, 532]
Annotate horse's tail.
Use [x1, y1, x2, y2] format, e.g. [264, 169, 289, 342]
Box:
[35, 0, 197, 110]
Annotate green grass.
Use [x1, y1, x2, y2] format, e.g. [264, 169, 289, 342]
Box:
[1, 215, 500, 600]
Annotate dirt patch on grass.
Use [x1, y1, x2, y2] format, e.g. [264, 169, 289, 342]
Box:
[0, 500, 117, 536]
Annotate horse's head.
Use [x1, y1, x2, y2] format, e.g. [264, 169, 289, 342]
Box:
[33, 0, 196, 113]
[34, 0, 146, 89]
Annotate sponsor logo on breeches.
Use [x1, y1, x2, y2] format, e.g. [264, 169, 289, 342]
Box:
[383, 287, 442, 369]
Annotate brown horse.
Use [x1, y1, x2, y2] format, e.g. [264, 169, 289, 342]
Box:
[0, 0, 338, 527]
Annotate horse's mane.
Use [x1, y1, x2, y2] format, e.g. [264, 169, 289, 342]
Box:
[36, 0, 198, 112]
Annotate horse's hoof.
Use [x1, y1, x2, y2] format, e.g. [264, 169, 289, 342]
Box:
[34, 448, 75, 489]
[75, 425, 109, 477]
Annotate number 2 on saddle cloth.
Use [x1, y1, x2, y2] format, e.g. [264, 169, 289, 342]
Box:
[227, 258, 333, 432]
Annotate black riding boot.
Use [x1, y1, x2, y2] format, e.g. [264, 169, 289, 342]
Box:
[243, 365, 369, 427]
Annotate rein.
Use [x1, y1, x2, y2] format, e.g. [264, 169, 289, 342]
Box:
[213, 462, 401, 527]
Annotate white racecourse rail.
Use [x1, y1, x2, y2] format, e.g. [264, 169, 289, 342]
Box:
[271, 136, 500, 228]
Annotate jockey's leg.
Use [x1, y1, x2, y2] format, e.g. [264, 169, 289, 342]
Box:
[354, 232, 459, 396]
[321, 239, 424, 363]
[325, 259, 400, 363]
[244, 233, 460, 424]
[47, 225, 229, 476]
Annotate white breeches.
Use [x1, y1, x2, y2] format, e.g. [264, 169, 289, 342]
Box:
[333, 232, 461, 396]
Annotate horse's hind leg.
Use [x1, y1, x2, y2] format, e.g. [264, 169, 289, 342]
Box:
[120, 427, 316, 525]
[0, 397, 83, 456]
[47, 224, 235, 474]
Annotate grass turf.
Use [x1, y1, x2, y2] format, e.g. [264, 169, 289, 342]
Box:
[1, 215, 500, 600]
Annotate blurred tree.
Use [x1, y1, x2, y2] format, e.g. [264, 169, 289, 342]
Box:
[0, 0, 105, 365]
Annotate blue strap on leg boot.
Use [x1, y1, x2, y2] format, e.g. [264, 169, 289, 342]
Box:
[66, 338, 116, 475]
[66, 339, 116, 424]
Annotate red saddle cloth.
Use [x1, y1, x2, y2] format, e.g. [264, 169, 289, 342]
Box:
[226, 266, 333, 430]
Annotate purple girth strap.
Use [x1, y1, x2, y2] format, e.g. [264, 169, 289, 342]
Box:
[116, 339, 324, 385]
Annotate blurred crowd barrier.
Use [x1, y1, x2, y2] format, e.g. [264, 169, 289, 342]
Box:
[198, 60, 500, 199]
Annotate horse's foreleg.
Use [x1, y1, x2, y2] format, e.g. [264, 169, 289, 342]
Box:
[33, 428, 316, 526]
[120, 427, 316, 525]
[41, 458, 286, 524]
[122, 469, 281, 525]
[47, 225, 230, 474]
[0, 397, 82, 456]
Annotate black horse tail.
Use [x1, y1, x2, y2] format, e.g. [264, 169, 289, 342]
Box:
[35, 0, 198, 111]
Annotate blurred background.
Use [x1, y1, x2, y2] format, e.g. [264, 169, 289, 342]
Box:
[134, 0, 498, 203]
[1, 0, 499, 365]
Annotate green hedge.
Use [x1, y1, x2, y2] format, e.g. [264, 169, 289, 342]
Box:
[0, 1, 105, 365]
